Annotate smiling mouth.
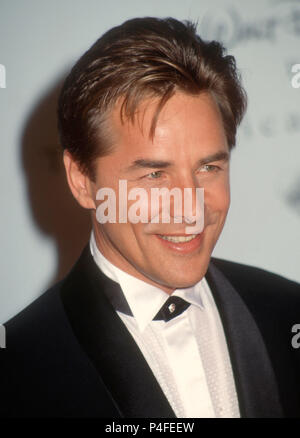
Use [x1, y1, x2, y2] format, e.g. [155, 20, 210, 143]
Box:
[155, 232, 204, 254]
[159, 234, 198, 243]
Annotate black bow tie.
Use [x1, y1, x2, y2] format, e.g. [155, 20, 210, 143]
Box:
[153, 296, 191, 322]
[103, 280, 190, 322]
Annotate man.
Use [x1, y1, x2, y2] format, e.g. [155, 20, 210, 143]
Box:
[1, 17, 300, 418]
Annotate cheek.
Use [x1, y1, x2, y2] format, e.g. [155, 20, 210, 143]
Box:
[101, 220, 145, 253]
[216, 194, 230, 220]
[205, 179, 230, 213]
[219, 187, 231, 211]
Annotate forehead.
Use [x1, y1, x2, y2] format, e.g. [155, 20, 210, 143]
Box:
[108, 91, 227, 158]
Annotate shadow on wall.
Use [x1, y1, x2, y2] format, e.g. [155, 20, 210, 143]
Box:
[21, 77, 91, 287]
[286, 176, 300, 217]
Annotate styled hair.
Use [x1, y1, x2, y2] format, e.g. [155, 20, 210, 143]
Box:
[58, 16, 247, 178]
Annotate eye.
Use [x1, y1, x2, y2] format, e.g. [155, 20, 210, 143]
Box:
[198, 164, 220, 173]
[147, 171, 163, 179]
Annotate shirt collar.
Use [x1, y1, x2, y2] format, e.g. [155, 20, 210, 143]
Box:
[90, 231, 205, 332]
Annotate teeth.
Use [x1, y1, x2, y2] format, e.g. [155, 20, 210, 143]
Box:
[160, 234, 197, 243]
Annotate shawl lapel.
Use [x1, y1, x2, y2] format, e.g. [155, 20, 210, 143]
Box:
[206, 261, 284, 418]
[60, 246, 175, 418]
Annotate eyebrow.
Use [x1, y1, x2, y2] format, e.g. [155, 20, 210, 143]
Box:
[196, 151, 230, 166]
[125, 151, 230, 172]
[126, 159, 173, 171]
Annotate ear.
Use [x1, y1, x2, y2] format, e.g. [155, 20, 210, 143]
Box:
[63, 150, 96, 210]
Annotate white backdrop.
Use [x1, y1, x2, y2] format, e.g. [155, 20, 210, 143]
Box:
[1, 0, 299, 323]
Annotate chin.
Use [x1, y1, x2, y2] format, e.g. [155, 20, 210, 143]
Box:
[149, 254, 211, 290]
[159, 270, 207, 290]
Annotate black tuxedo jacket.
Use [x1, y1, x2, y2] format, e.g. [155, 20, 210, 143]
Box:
[1, 246, 300, 418]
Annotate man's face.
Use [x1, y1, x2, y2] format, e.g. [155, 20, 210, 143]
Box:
[90, 91, 230, 293]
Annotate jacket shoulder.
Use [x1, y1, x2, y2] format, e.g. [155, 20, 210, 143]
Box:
[5, 281, 64, 336]
[1, 277, 119, 417]
[209, 257, 300, 334]
[210, 257, 300, 300]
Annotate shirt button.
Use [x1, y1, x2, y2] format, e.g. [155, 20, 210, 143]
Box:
[168, 303, 176, 314]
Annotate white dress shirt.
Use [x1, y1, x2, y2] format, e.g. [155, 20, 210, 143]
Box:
[90, 232, 240, 418]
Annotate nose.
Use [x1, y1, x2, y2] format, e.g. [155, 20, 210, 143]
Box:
[169, 173, 204, 234]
